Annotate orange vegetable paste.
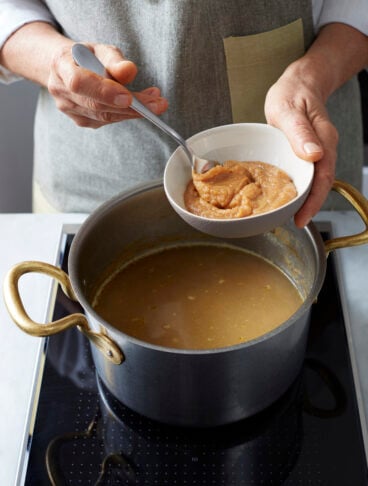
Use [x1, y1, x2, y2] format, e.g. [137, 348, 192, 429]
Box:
[184, 160, 297, 219]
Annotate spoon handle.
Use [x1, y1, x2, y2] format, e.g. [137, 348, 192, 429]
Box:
[71, 44, 193, 163]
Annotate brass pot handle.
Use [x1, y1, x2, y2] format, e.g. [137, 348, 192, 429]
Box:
[324, 180, 368, 254]
[3, 261, 124, 365]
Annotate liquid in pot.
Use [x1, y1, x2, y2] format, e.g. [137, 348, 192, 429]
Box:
[92, 244, 303, 350]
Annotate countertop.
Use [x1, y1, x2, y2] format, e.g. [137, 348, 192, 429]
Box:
[0, 211, 368, 485]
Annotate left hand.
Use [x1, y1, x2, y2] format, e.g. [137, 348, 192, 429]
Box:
[264, 63, 338, 227]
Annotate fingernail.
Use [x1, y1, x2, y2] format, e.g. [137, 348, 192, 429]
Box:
[147, 101, 158, 112]
[145, 87, 157, 96]
[295, 215, 310, 228]
[304, 142, 322, 154]
[148, 98, 167, 112]
[114, 94, 130, 107]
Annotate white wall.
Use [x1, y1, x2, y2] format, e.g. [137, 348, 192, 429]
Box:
[0, 80, 39, 212]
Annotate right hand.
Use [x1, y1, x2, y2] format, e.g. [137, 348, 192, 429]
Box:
[264, 60, 337, 228]
[47, 43, 168, 128]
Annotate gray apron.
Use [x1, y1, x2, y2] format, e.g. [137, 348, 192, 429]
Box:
[34, 0, 363, 212]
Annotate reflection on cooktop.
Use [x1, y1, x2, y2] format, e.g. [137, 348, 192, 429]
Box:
[46, 369, 304, 485]
[22, 232, 368, 485]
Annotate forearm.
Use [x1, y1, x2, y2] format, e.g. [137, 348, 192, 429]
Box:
[282, 23, 368, 102]
[0, 21, 74, 87]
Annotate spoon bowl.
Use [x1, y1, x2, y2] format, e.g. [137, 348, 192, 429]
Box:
[164, 123, 314, 238]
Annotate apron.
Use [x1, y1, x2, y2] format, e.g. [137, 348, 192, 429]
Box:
[34, 0, 363, 213]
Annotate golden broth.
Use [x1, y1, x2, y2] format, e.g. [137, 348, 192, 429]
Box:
[92, 244, 303, 350]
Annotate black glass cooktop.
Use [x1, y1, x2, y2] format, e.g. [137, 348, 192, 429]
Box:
[21, 226, 368, 485]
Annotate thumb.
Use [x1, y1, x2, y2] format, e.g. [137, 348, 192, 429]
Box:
[270, 111, 324, 163]
[93, 44, 138, 85]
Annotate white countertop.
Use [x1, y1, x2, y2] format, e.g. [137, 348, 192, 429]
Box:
[0, 211, 367, 485]
[0, 214, 86, 486]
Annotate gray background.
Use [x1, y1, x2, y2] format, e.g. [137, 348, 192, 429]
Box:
[0, 80, 38, 212]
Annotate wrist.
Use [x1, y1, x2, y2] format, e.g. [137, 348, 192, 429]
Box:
[0, 22, 74, 87]
[284, 23, 368, 103]
[281, 54, 334, 104]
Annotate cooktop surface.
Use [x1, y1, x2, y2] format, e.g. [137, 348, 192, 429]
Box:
[20, 225, 368, 485]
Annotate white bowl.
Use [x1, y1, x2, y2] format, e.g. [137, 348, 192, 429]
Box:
[164, 123, 314, 238]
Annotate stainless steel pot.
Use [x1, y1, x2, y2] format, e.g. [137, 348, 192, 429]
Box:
[4, 180, 368, 427]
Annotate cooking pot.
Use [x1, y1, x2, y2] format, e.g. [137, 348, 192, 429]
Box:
[4, 180, 368, 427]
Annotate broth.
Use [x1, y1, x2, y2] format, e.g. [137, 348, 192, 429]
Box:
[93, 244, 303, 350]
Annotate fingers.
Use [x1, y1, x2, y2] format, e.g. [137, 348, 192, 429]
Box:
[294, 154, 335, 227]
[48, 44, 168, 127]
[135, 87, 169, 114]
[62, 86, 168, 128]
[65, 73, 133, 111]
[278, 112, 324, 162]
[265, 82, 338, 227]
[92, 44, 138, 85]
[267, 97, 324, 163]
[293, 119, 338, 227]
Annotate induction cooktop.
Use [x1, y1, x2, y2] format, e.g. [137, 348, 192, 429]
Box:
[18, 223, 368, 485]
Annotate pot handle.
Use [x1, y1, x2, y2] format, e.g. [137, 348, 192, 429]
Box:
[324, 180, 368, 254]
[3, 261, 124, 365]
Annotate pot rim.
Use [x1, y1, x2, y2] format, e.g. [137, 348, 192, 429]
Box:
[69, 180, 327, 356]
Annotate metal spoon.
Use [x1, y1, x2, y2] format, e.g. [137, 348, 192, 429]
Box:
[71, 43, 218, 174]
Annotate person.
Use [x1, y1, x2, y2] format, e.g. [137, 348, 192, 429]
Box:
[0, 0, 367, 227]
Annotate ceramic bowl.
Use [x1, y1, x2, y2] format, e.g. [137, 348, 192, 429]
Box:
[164, 123, 314, 238]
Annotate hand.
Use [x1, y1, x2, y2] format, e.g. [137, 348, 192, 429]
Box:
[265, 63, 338, 228]
[47, 43, 168, 128]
